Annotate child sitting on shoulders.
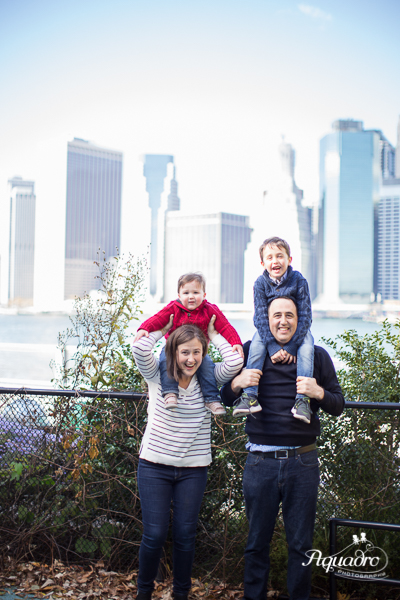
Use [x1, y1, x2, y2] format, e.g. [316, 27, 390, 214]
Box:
[134, 272, 244, 415]
[233, 236, 314, 424]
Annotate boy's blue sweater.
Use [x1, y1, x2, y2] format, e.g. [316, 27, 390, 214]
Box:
[253, 265, 312, 357]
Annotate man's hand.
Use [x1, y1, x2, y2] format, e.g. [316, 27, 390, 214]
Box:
[134, 329, 149, 342]
[232, 344, 244, 359]
[270, 349, 296, 364]
[231, 368, 263, 396]
[296, 376, 324, 401]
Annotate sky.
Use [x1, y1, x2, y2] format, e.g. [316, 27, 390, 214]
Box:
[0, 0, 399, 308]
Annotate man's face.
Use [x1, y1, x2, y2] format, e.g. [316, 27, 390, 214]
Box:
[268, 298, 298, 345]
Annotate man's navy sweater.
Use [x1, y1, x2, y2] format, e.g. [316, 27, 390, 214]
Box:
[221, 341, 345, 447]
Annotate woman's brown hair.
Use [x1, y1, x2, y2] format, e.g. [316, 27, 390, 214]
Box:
[165, 324, 208, 382]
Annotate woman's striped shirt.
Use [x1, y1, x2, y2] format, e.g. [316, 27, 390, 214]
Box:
[132, 332, 243, 467]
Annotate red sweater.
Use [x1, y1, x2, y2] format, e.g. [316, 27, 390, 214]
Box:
[139, 299, 242, 346]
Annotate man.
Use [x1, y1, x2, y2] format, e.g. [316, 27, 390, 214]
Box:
[221, 297, 344, 600]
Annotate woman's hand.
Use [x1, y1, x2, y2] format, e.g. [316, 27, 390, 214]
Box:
[160, 314, 174, 337]
[207, 315, 218, 341]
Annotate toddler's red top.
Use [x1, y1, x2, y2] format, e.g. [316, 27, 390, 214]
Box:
[138, 299, 242, 346]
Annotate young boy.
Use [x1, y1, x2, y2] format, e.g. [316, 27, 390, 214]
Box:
[233, 236, 314, 423]
[134, 272, 244, 415]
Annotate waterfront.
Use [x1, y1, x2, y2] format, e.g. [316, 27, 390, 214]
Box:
[0, 313, 386, 387]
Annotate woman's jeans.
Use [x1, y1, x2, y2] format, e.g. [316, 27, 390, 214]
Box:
[244, 330, 314, 399]
[137, 458, 208, 595]
[159, 347, 220, 401]
[242, 449, 320, 600]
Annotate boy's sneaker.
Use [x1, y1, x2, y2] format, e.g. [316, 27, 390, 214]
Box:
[164, 393, 178, 409]
[205, 400, 226, 416]
[233, 393, 262, 416]
[291, 397, 312, 424]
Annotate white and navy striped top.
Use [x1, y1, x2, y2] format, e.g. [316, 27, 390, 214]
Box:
[132, 331, 243, 467]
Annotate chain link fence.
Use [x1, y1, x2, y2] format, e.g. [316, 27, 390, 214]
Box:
[1, 388, 400, 597]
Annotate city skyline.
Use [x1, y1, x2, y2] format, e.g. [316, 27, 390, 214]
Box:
[0, 0, 399, 308]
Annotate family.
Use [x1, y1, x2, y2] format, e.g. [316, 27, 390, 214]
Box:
[132, 236, 345, 600]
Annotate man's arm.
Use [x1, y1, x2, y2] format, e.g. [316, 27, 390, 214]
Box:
[305, 346, 345, 416]
[220, 341, 262, 406]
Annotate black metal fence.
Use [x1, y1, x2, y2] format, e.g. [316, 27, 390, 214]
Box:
[1, 388, 400, 598]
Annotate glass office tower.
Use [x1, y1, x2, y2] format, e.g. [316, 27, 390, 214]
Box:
[8, 176, 36, 306]
[141, 154, 174, 295]
[318, 120, 380, 302]
[64, 138, 122, 299]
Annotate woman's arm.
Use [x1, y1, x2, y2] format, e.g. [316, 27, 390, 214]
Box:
[132, 331, 163, 382]
[132, 315, 174, 382]
[207, 316, 244, 385]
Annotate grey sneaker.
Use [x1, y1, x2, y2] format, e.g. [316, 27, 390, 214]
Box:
[291, 397, 312, 424]
[233, 393, 262, 416]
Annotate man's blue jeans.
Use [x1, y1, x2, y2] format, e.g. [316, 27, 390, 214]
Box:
[244, 330, 315, 399]
[137, 458, 208, 596]
[242, 449, 320, 600]
[159, 347, 221, 401]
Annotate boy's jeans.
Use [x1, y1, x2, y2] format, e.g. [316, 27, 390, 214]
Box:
[159, 347, 221, 401]
[244, 330, 314, 399]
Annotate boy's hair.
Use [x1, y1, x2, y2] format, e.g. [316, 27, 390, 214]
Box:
[259, 237, 291, 261]
[165, 324, 208, 382]
[177, 272, 206, 293]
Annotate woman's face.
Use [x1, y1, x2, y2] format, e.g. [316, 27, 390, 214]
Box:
[176, 337, 204, 380]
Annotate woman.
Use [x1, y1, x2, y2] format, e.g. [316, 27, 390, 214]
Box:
[132, 315, 243, 600]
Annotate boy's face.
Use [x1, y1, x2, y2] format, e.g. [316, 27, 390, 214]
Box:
[178, 280, 206, 310]
[261, 244, 292, 280]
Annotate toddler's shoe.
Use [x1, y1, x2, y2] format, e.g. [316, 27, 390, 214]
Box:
[291, 396, 312, 424]
[164, 393, 178, 409]
[205, 400, 226, 415]
[233, 393, 262, 416]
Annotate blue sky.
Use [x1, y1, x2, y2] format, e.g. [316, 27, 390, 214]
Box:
[0, 0, 399, 306]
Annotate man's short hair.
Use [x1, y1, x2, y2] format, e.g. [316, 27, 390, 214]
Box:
[259, 237, 291, 261]
[268, 295, 298, 314]
[177, 272, 206, 292]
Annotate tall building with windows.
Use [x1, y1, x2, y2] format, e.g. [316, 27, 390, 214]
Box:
[163, 212, 252, 303]
[318, 120, 381, 303]
[377, 179, 400, 300]
[7, 176, 36, 306]
[141, 154, 174, 295]
[64, 138, 122, 299]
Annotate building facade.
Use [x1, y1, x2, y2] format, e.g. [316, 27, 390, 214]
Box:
[64, 138, 122, 299]
[377, 179, 400, 300]
[318, 120, 381, 303]
[163, 212, 252, 303]
[141, 154, 174, 295]
[7, 176, 36, 306]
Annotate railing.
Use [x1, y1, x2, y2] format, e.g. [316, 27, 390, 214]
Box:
[1, 387, 400, 598]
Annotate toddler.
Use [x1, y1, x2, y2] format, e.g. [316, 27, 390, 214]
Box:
[134, 272, 243, 415]
[233, 236, 314, 423]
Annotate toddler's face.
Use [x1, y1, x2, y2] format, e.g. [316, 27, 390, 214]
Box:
[261, 244, 292, 280]
[178, 280, 206, 310]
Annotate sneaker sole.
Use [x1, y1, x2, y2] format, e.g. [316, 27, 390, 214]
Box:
[233, 405, 262, 416]
[292, 411, 311, 424]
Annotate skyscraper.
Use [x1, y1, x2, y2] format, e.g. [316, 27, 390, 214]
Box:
[163, 212, 252, 303]
[258, 140, 314, 296]
[318, 120, 381, 303]
[64, 138, 122, 299]
[7, 176, 36, 306]
[141, 154, 174, 295]
[377, 178, 400, 300]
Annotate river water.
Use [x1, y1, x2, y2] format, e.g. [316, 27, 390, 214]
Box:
[0, 313, 383, 387]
